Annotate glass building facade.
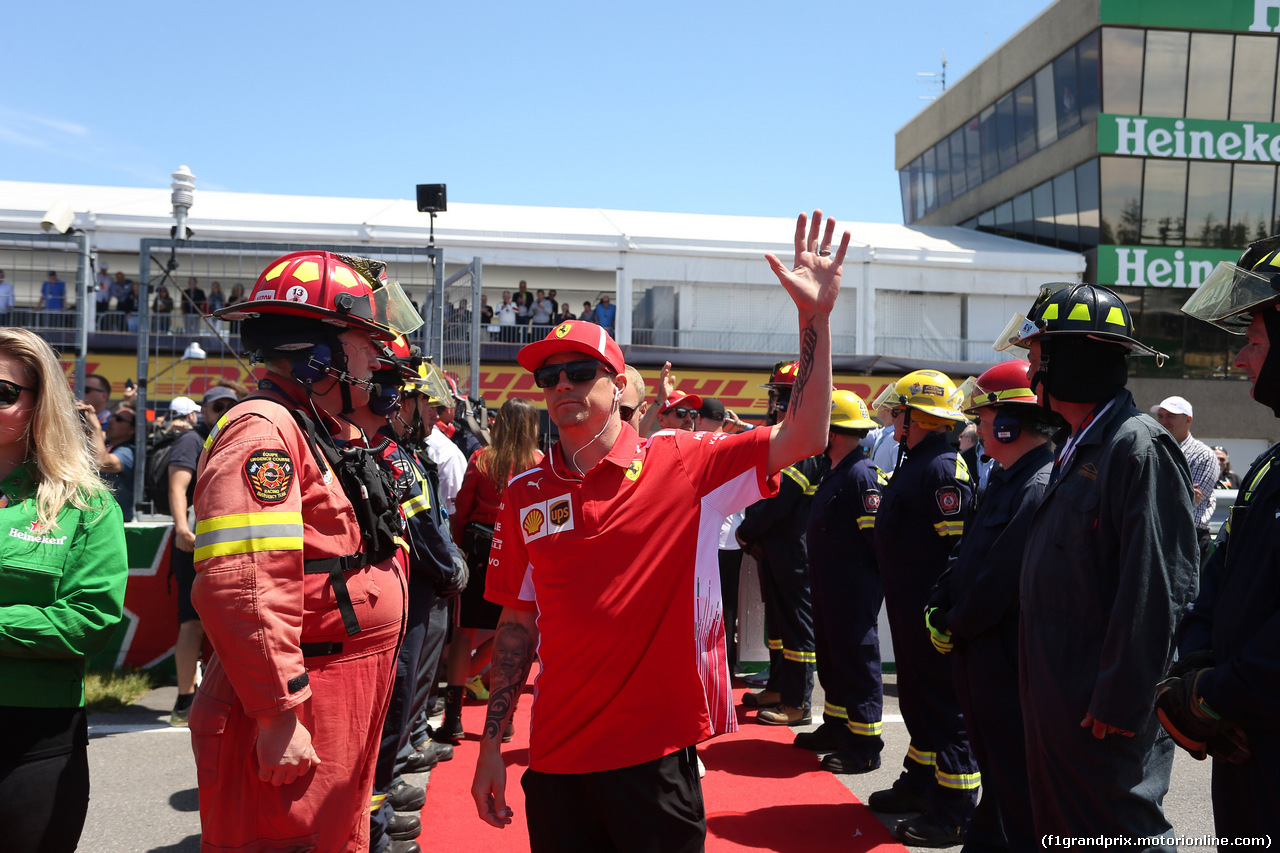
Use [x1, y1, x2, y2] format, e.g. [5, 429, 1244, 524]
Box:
[897, 0, 1280, 377]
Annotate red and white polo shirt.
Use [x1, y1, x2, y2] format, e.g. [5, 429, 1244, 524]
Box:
[486, 423, 777, 774]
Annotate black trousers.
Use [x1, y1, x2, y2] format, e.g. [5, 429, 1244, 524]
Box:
[521, 746, 705, 853]
[0, 708, 90, 853]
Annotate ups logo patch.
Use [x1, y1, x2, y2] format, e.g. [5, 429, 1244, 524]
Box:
[550, 500, 571, 526]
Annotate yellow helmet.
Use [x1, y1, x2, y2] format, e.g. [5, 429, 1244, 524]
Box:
[871, 369, 967, 424]
[406, 360, 452, 406]
[830, 390, 877, 430]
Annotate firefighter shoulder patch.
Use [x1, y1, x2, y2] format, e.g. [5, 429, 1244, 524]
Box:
[244, 448, 295, 504]
[936, 486, 961, 516]
[863, 489, 881, 514]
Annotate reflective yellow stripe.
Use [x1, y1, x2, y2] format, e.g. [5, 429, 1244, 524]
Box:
[370, 793, 387, 812]
[936, 769, 982, 790]
[955, 455, 972, 483]
[194, 511, 304, 562]
[847, 719, 884, 737]
[857, 515, 876, 529]
[782, 466, 818, 495]
[907, 745, 937, 766]
[402, 491, 432, 518]
[782, 648, 816, 663]
[823, 701, 848, 719]
[203, 414, 231, 452]
[767, 638, 783, 650]
[934, 520, 965, 536]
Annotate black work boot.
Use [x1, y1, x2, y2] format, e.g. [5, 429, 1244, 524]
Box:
[436, 685, 464, 743]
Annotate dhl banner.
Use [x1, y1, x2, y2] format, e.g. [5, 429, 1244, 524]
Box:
[63, 352, 914, 416]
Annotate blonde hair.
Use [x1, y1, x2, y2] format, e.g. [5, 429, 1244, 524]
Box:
[478, 397, 540, 493]
[623, 365, 646, 402]
[0, 329, 108, 530]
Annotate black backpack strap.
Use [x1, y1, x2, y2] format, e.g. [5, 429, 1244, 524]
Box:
[303, 552, 368, 637]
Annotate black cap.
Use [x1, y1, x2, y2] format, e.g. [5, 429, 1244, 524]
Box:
[698, 398, 726, 421]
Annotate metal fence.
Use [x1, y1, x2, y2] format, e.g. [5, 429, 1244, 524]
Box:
[0, 231, 91, 392]
[440, 258, 482, 398]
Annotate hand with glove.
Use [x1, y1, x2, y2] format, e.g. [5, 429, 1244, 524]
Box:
[1155, 666, 1250, 764]
[436, 551, 471, 598]
[924, 606, 953, 654]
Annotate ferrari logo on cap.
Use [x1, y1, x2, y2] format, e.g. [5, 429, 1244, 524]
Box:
[555, 322, 572, 338]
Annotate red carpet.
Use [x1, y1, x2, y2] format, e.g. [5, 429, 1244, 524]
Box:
[419, 683, 906, 852]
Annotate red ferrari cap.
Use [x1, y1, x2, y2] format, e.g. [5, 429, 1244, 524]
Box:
[660, 391, 703, 413]
[517, 320, 625, 375]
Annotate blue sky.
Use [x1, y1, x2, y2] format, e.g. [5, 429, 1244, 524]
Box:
[3, 1, 1053, 225]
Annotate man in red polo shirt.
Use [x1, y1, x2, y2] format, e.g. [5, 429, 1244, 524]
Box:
[471, 210, 848, 851]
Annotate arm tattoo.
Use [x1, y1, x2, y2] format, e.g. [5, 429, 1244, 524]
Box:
[483, 619, 535, 741]
[789, 321, 817, 416]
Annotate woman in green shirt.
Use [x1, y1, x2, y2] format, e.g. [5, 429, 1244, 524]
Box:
[0, 329, 128, 853]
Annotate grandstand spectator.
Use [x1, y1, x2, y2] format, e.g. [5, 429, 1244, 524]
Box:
[594, 295, 616, 336]
[0, 270, 13, 327]
[181, 277, 206, 333]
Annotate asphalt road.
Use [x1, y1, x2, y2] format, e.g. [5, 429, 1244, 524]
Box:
[81, 675, 1215, 853]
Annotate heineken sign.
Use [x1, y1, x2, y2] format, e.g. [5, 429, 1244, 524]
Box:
[1101, 0, 1280, 34]
[1097, 245, 1238, 288]
[1099, 114, 1280, 162]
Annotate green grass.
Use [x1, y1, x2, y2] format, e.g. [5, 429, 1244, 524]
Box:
[85, 668, 162, 713]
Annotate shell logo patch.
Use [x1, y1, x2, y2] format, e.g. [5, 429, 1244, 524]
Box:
[936, 486, 962, 516]
[285, 285, 309, 302]
[554, 322, 572, 338]
[523, 508, 545, 536]
[244, 449, 295, 504]
[518, 493, 575, 542]
[625, 460, 643, 481]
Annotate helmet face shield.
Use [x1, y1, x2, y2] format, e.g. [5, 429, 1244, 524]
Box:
[1181, 261, 1279, 334]
[408, 361, 453, 407]
[374, 281, 425, 337]
[993, 312, 1038, 352]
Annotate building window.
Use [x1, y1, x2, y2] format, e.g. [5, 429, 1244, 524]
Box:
[1078, 30, 1102, 126]
[996, 93, 1018, 172]
[1230, 35, 1279, 122]
[1186, 32, 1233, 120]
[1034, 65, 1059, 149]
[936, 137, 953, 208]
[1013, 191, 1034, 240]
[1229, 163, 1277, 245]
[1015, 79, 1038, 161]
[922, 146, 938, 213]
[1054, 48, 1082, 136]
[949, 128, 968, 198]
[964, 117, 982, 191]
[979, 105, 999, 182]
[1101, 156, 1143, 245]
[994, 200, 1014, 237]
[1185, 161, 1232, 248]
[1033, 181, 1056, 245]
[1103, 27, 1145, 115]
[1141, 30, 1190, 118]
[1141, 159, 1188, 245]
[1054, 169, 1080, 250]
[1076, 159, 1101, 247]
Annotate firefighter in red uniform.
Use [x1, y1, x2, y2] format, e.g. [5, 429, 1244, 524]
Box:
[188, 251, 421, 852]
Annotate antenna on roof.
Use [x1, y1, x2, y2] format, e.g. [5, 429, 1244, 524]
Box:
[917, 50, 947, 101]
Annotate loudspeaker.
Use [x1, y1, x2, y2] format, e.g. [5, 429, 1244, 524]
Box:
[992, 409, 1022, 444]
[416, 184, 447, 213]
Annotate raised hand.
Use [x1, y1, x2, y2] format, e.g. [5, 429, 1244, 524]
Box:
[765, 209, 848, 317]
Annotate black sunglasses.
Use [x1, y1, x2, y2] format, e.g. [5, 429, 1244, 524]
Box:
[85, 385, 109, 394]
[0, 379, 34, 408]
[533, 359, 609, 389]
[114, 416, 136, 426]
[619, 404, 637, 422]
[667, 407, 699, 419]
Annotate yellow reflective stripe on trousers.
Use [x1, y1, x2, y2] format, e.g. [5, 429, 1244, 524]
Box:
[194, 512, 305, 562]
[767, 638, 783, 650]
[937, 769, 982, 790]
[907, 745, 937, 766]
[823, 701, 848, 719]
[847, 719, 884, 737]
[370, 793, 387, 812]
[402, 491, 432, 519]
[782, 466, 818, 495]
[782, 648, 816, 663]
[933, 520, 964, 537]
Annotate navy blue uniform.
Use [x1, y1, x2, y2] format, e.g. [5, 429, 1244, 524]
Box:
[370, 432, 463, 851]
[932, 443, 1052, 852]
[806, 448, 886, 762]
[1177, 443, 1280, 837]
[1021, 390, 1197, 850]
[738, 454, 826, 711]
[873, 429, 979, 828]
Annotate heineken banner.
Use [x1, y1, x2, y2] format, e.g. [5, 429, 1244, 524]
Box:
[1101, 0, 1280, 34]
[1099, 114, 1280, 162]
[1096, 245, 1239, 288]
[88, 523, 180, 673]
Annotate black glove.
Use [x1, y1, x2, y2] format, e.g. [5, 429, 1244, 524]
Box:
[1155, 669, 1250, 764]
[1166, 649, 1214, 680]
